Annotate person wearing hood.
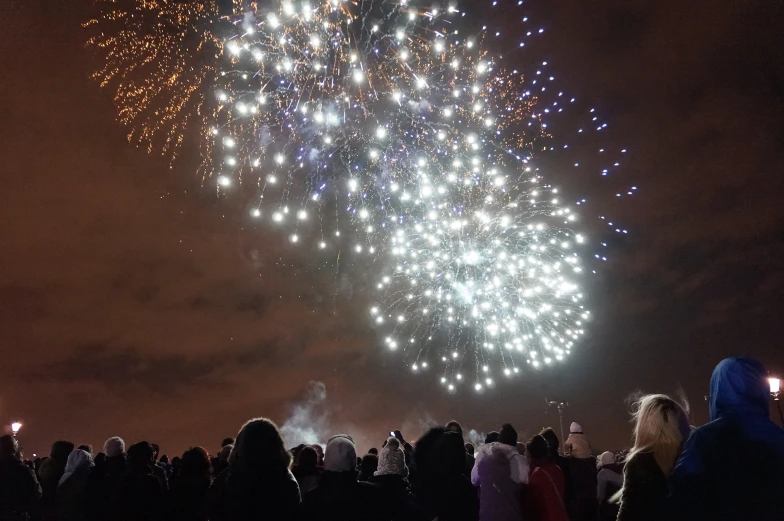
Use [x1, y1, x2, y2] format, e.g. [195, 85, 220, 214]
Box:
[665, 357, 784, 520]
[370, 438, 417, 521]
[595, 452, 622, 521]
[445, 420, 475, 478]
[471, 423, 529, 521]
[57, 449, 94, 521]
[301, 434, 382, 521]
[212, 443, 233, 476]
[210, 417, 300, 521]
[86, 436, 128, 521]
[0, 434, 41, 520]
[112, 441, 165, 521]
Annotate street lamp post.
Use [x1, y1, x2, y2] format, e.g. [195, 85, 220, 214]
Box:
[547, 400, 568, 449]
[11, 422, 22, 438]
[770, 378, 783, 426]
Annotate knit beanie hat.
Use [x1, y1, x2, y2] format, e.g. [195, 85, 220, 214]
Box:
[598, 451, 615, 467]
[375, 437, 408, 477]
[324, 434, 357, 472]
[570, 422, 583, 433]
[103, 436, 125, 458]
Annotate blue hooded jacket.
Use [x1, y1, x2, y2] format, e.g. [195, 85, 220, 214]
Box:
[665, 357, 784, 520]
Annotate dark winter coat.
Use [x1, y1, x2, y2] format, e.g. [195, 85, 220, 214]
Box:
[567, 456, 598, 521]
[85, 454, 127, 521]
[616, 451, 667, 521]
[412, 474, 478, 521]
[292, 466, 321, 496]
[38, 457, 67, 515]
[665, 357, 784, 521]
[596, 463, 622, 521]
[111, 467, 165, 521]
[0, 457, 41, 519]
[301, 471, 382, 521]
[210, 465, 300, 521]
[168, 475, 210, 521]
[369, 474, 417, 521]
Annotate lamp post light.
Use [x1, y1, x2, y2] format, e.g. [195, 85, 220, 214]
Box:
[770, 378, 783, 426]
[11, 422, 22, 438]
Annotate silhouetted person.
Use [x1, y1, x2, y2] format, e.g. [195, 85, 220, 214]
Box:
[57, 449, 94, 521]
[539, 428, 572, 514]
[370, 437, 417, 521]
[666, 357, 784, 520]
[358, 454, 378, 482]
[445, 420, 475, 478]
[39, 440, 75, 520]
[112, 442, 164, 521]
[168, 447, 211, 521]
[86, 437, 127, 521]
[412, 427, 478, 521]
[301, 435, 382, 521]
[212, 444, 232, 476]
[150, 443, 169, 492]
[210, 418, 300, 521]
[0, 434, 41, 519]
[525, 435, 568, 521]
[292, 446, 321, 495]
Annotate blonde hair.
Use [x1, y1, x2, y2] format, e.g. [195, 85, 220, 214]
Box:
[625, 394, 691, 476]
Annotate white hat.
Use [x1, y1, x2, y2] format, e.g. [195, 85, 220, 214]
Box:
[375, 438, 408, 477]
[599, 451, 615, 467]
[570, 422, 583, 433]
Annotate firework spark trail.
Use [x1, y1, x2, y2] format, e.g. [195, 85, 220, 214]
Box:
[84, 0, 226, 161]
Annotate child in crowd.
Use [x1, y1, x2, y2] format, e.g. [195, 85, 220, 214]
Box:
[564, 422, 593, 458]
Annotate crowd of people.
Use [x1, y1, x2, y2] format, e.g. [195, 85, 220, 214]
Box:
[1, 356, 782, 521]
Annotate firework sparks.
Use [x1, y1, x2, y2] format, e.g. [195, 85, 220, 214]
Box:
[210, 0, 606, 391]
[84, 0, 228, 161]
[90, 0, 633, 391]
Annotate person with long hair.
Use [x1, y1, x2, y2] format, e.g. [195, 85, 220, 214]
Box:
[209, 418, 300, 521]
[616, 394, 690, 521]
[168, 447, 211, 521]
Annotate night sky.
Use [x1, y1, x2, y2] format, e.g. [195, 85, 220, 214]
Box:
[1, 0, 783, 458]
